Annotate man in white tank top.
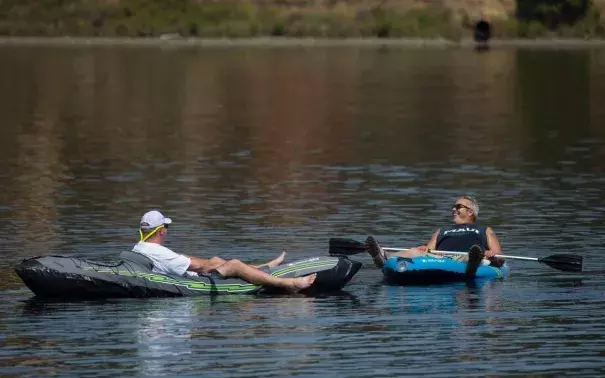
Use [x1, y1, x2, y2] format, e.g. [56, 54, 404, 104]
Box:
[132, 210, 316, 293]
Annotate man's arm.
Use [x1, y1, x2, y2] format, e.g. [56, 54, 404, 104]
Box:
[185, 256, 227, 273]
[485, 227, 502, 258]
[425, 230, 440, 251]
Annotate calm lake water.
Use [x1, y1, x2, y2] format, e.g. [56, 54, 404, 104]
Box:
[1, 41, 604, 377]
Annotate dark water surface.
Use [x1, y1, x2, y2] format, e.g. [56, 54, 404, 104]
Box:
[1, 43, 604, 377]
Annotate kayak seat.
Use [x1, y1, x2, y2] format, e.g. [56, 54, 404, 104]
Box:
[119, 251, 154, 271]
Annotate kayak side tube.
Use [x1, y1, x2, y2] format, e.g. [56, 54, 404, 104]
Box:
[382, 256, 510, 285]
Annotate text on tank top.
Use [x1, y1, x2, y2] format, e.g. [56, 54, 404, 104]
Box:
[436, 223, 488, 252]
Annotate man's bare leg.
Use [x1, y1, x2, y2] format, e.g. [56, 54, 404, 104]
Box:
[215, 259, 316, 293]
[200, 256, 228, 272]
[253, 250, 286, 268]
[392, 248, 492, 266]
[388, 247, 426, 259]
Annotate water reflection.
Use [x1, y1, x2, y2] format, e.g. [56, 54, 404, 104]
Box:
[1, 44, 605, 376]
[1, 46, 604, 265]
[132, 294, 343, 375]
[382, 280, 503, 316]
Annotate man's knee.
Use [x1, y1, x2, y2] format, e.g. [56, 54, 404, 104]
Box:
[226, 259, 242, 267]
[218, 259, 243, 274]
[210, 256, 226, 265]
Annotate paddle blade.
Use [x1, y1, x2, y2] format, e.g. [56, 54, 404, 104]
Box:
[538, 254, 583, 272]
[329, 238, 367, 256]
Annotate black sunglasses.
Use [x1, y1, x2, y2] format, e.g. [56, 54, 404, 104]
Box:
[453, 203, 472, 211]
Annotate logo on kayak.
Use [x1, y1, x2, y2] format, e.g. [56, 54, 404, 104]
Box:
[284, 257, 320, 267]
[420, 257, 448, 264]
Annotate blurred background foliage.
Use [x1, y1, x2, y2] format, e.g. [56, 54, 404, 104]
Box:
[0, 0, 603, 39]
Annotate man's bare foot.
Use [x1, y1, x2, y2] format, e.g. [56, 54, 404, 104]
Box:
[266, 250, 286, 267]
[253, 250, 287, 269]
[285, 273, 317, 293]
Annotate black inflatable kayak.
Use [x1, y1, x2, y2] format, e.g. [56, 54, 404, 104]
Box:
[15, 253, 361, 299]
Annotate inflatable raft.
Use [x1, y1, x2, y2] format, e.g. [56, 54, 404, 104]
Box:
[15, 252, 362, 299]
[382, 255, 510, 285]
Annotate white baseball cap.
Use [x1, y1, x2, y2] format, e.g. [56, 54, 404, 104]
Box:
[140, 210, 172, 230]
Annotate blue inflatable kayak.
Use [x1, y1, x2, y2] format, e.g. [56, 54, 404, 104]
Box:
[382, 255, 510, 285]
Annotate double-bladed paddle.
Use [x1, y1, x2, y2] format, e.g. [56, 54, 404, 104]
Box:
[329, 238, 583, 272]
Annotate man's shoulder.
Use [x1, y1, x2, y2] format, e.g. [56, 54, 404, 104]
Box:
[133, 241, 176, 254]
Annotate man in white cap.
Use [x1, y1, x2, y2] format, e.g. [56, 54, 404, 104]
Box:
[132, 210, 316, 293]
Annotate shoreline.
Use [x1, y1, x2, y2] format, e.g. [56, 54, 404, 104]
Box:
[2, 36, 605, 49]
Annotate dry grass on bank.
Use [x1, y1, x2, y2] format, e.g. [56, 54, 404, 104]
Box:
[0, 0, 604, 39]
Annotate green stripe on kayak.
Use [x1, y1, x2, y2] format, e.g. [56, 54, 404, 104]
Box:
[84, 269, 257, 292]
[84, 259, 337, 292]
[271, 260, 337, 276]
